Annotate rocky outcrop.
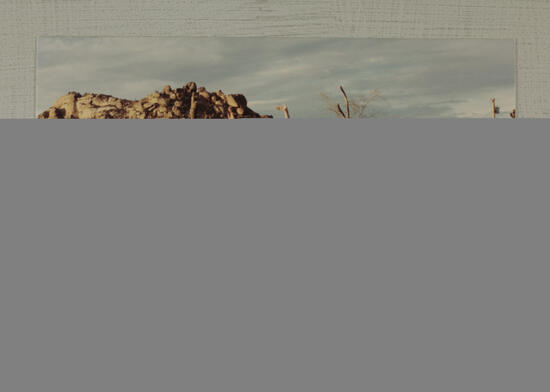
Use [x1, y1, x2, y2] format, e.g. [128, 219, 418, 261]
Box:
[38, 82, 272, 119]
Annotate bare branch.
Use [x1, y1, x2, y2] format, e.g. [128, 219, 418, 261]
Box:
[320, 92, 345, 117]
[321, 86, 387, 118]
[336, 104, 346, 118]
[275, 104, 290, 118]
[339, 85, 350, 118]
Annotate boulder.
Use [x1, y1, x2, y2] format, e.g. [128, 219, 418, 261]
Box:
[226, 94, 247, 108]
[48, 92, 79, 118]
[185, 82, 197, 93]
[38, 82, 268, 119]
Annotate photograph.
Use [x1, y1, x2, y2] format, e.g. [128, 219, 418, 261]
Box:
[37, 37, 516, 119]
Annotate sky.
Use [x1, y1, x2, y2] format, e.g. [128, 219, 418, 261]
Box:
[36, 37, 516, 118]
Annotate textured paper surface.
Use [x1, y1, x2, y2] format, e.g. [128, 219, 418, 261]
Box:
[1, 0, 550, 118]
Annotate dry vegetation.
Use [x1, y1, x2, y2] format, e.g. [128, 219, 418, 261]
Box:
[320, 85, 386, 118]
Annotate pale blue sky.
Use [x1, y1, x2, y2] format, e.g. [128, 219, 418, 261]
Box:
[37, 37, 515, 118]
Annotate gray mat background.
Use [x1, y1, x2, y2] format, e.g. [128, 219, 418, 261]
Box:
[0, 119, 549, 392]
[1, 0, 550, 118]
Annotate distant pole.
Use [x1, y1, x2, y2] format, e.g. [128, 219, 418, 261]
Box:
[491, 98, 496, 119]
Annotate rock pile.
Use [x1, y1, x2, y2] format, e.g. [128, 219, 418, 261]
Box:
[38, 82, 273, 119]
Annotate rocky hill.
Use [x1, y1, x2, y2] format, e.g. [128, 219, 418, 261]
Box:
[38, 82, 273, 119]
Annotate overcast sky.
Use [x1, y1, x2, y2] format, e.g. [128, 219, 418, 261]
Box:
[37, 37, 515, 118]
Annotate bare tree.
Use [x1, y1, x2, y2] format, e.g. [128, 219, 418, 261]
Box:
[320, 85, 386, 118]
[275, 104, 290, 118]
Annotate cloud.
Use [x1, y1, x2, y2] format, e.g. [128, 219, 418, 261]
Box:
[36, 37, 515, 118]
